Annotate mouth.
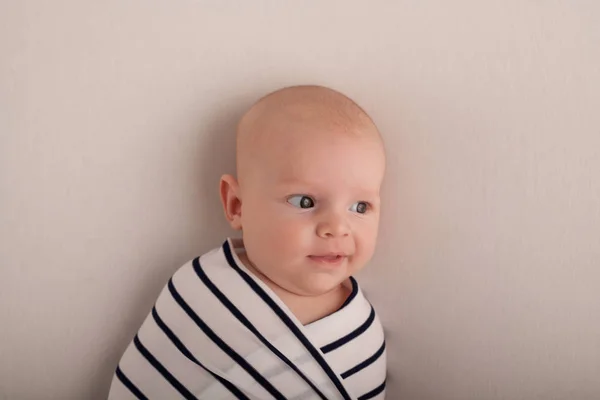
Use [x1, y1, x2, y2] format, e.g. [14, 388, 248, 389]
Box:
[307, 254, 348, 265]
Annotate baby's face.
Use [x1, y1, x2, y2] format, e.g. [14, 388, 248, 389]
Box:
[239, 121, 385, 296]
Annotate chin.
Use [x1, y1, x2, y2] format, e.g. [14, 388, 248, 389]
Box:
[303, 276, 348, 297]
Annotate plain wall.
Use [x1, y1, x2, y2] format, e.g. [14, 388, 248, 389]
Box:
[2, 1, 599, 399]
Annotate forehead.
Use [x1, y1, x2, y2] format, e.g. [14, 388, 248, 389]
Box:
[265, 131, 385, 192]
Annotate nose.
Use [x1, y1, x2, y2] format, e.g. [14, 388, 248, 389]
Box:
[316, 211, 350, 239]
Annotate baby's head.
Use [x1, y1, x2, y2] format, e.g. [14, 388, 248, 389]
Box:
[220, 85, 385, 297]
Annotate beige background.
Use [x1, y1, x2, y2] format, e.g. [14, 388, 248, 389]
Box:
[2, 1, 600, 399]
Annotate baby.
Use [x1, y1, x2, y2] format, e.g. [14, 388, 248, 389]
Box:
[109, 85, 387, 400]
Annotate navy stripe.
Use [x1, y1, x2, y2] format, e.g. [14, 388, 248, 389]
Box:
[222, 241, 352, 400]
[133, 335, 198, 400]
[321, 306, 376, 354]
[168, 279, 286, 400]
[338, 277, 358, 311]
[115, 366, 148, 400]
[152, 307, 197, 364]
[358, 380, 386, 400]
[341, 341, 386, 379]
[151, 307, 250, 400]
[193, 257, 328, 400]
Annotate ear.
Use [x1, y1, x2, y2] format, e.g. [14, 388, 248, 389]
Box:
[219, 174, 243, 230]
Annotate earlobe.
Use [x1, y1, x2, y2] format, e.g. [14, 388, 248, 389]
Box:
[219, 174, 242, 230]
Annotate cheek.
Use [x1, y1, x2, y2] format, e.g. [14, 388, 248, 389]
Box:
[354, 220, 379, 258]
[267, 215, 313, 249]
[248, 209, 313, 254]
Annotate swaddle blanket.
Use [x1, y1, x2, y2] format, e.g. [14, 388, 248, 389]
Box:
[108, 239, 386, 399]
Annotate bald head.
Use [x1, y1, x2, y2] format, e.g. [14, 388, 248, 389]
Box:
[235, 85, 383, 184]
[219, 85, 386, 301]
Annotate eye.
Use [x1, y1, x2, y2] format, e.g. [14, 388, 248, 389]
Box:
[288, 195, 315, 209]
[350, 201, 369, 214]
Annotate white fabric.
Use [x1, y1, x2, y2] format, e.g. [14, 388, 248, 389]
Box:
[108, 238, 386, 399]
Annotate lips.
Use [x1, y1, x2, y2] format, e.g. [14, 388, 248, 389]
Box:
[307, 254, 348, 265]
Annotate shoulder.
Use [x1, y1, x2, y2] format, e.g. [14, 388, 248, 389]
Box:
[170, 242, 227, 280]
[153, 243, 228, 305]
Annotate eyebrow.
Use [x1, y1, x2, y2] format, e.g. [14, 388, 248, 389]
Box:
[275, 178, 312, 188]
[275, 179, 381, 199]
